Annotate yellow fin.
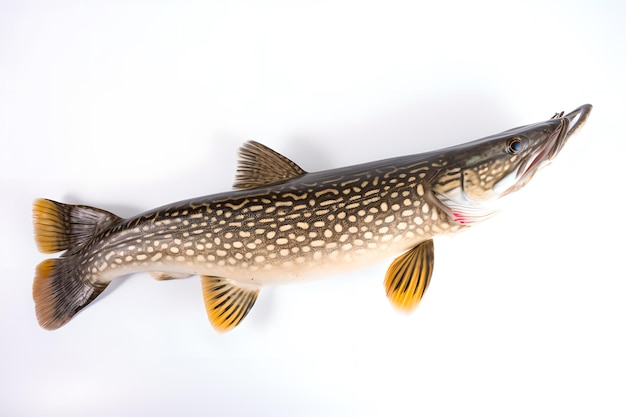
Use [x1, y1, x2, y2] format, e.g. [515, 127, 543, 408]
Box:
[150, 272, 193, 281]
[201, 276, 260, 332]
[233, 141, 306, 190]
[33, 198, 121, 254]
[384, 239, 434, 312]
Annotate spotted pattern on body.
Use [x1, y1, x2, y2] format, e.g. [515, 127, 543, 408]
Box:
[84, 160, 461, 285]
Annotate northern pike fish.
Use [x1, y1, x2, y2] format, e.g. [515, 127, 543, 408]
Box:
[33, 104, 592, 332]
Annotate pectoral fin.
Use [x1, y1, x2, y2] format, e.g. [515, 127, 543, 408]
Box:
[201, 276, 260, 332]
[150, 272, 193, 281]
[384, 239, 434, 312]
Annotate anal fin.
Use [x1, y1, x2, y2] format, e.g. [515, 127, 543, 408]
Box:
[201, 276, 260, 332]
[384, 239, 434, 312]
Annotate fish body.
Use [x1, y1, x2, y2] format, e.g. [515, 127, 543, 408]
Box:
[33, 104, 592, 331]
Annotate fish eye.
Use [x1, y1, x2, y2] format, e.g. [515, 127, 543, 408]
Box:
[506, 137, 523, 154]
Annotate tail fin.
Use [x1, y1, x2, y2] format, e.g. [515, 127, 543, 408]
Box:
[33, 198, 120, 254]
[32, 199, 122, 330]
[33, 258, 108, 330]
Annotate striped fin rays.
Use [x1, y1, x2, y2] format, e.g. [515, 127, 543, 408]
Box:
[202, 237, 435, 332]
[201, 277, 260, 332]
[384, 239, 434, 312]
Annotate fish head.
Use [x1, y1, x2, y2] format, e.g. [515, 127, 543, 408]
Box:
[431, 104, 592, 225]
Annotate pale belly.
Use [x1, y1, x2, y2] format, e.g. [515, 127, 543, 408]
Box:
[98, 228, 434, 286]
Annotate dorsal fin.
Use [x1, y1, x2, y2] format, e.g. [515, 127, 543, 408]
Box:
[233, 141, 307, 190]
[201, 276, 260, 332]
[384, 239, 434, 312]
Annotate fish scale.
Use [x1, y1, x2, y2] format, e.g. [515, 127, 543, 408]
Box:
[31, 104, 592, 332]
[90, 157, 456, 286]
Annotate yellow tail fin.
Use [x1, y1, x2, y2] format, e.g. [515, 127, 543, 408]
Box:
[32, 199, 121, 330]
[33, 198, 120, 254]
[33, 258, 109, 330]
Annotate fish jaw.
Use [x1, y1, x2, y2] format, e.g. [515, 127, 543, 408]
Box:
[560, 104, 593, 147]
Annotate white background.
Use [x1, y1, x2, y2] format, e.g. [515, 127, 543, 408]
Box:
[1, 1, 625, 416]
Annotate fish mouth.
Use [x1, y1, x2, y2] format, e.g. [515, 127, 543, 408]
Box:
[563, 103, 593, 138]
[554, 103, 592, 155]
[500, 104, 592, 196]
[523, 103, 592, 176]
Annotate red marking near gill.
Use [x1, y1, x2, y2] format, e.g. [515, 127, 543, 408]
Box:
[452, 211, 472, 225]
